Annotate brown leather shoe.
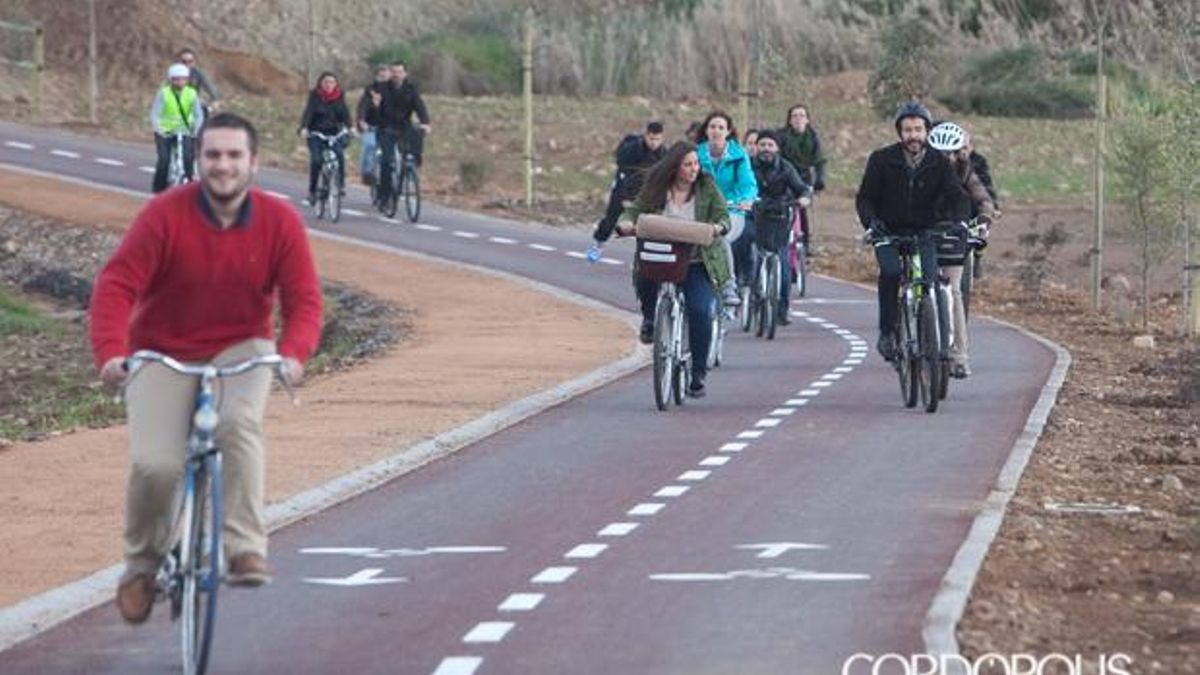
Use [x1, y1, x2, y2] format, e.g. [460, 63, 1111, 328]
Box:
[116, 574, 155, 624]
[227, 553, 272, 587]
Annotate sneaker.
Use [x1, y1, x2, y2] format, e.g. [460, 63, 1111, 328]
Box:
[227, 553, 272, 587]
[687, 375, 707, 398]
[877, 332, 898, 362]
[777, 306, 792, 325]
[951, 363, 970, 379]
[116, 573, 155, 624]
[638, 320, 654, 345]
[721, 284, 741, 306]
[306, 192, 317, 205]
[585, 243, 602, 264]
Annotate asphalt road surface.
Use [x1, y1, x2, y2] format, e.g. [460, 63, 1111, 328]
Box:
[0, 122, 1056, 674]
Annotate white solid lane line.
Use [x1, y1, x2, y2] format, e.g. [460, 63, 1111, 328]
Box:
[462, 622, 514, 643]
[3, 141, 34, 150]
[50, 149, 81, 159]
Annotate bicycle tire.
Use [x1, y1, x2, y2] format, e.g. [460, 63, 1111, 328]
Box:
[937, 283, 952, 401]
[738, 284, 753, 333]
[403, 166, 421, 222]
[181, 453, 221, 675]
[328, 172, 342, 223]
[897, 298, 918, 408]
[961, 251, 973, 322]
[652, 292, 674, 411]
[672, 306, 688, 406]
[707, 301, 721, 369]
[765, 255, 779, 340]
[918, 296, 941, 413]
[795, 243, 808, 298]
[167, 145, 184, 189]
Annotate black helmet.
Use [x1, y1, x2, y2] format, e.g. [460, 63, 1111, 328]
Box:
[893, 100, 932, 132]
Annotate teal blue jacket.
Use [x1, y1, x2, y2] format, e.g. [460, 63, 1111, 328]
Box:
[696, 140, 758, 214]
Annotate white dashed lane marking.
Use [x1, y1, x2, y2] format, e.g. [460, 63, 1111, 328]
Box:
[489, 236, 518, 244]
[699, 456, 731, 467]
[452, 230, 480, 239]
[654, 485, 690, 498]
[432, 657, 483, 675]
[737, 430, 765, 439]
[598, 523, 639, 537]
[3, 141, 34, 150]
[462, 622, 514, 644]
[564, 544, 608, 559]
[138, 165, 155, 173]
[498, 593, 545, 612]
[531, 567, 576, 584]
[528, 243, 556, 252]
[720, 442, 748, 452]
[677, 470, 712, 481]
[93, 157, 124, 166]
[50, 149, 81, 159]
[415, 223, 443, 231]
[342, 208, 365, 216]
[628, 503, 666, 516]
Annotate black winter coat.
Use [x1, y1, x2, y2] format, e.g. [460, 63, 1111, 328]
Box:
[752, 154, 811, 206]
[356, 82, 388, 128]
[614, 136, 666, 201]
[377, 80, 430, 132]
[855, 142, 964, 233]
[298, 90, 350, 135]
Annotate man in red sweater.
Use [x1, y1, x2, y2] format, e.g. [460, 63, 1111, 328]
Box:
[89, 112, 323, 624]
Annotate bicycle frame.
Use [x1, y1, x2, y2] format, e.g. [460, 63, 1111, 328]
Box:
[124, 350, 290, 675]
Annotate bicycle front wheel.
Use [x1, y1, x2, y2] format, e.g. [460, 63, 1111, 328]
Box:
[795, 243, 808, 298]
[897, 297, 918, 409]
[707, 301, 721, 369]
[737, 284, 753, 332]
[917, 296, 941, 413]
[402, 166, 421, 222]
[652, 293, 674, 411]
[765, 256, 780, 340]
[181, 454, 222, 675]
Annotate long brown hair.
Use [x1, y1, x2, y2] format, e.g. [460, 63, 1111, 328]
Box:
[693, 111, 738, 145]
[635, 141, 698, 213]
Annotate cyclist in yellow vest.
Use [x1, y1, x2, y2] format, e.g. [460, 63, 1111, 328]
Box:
[150, 63, 205, 193]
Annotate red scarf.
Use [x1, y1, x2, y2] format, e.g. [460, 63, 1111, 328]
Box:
[317, 84, 342, 104]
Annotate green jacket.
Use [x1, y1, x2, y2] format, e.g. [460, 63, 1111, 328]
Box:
[778, 126, 827, 186]
[624, 173, 732, 289]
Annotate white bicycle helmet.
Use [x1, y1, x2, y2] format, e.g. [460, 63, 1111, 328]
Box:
[929, 122, 966, 152]
[167, 63, 191, 80]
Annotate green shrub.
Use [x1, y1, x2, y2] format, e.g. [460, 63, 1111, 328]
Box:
[868, 17, 942, 118]
[458, 159, 490, 192]
[366, 42, 417, 70]
[941, 78, 1094, 119]
[424, 33, 520, 92]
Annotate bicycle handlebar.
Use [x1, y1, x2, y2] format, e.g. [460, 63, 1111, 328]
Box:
[310, 130, 349, 144]
[124, 350, 298, 404]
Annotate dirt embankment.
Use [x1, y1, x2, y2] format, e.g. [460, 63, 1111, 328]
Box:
[0, 169, 633, 608]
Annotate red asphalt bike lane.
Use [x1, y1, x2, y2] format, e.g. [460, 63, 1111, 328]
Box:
[0, 122, 1056, 675]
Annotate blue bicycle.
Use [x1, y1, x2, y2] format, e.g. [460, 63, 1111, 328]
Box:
[124, 350, 293, 675]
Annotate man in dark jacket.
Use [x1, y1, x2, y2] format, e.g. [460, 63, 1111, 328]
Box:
[371, 61, 431, 206]
[750, 130, 811, 323]
[355, 64, 391, 186]
[855, 101, 964, 361]
[588, 122, 666, 259]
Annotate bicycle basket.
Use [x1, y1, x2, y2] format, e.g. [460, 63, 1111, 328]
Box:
[753, 200, 792, 250]
[636, 239, 691, 283]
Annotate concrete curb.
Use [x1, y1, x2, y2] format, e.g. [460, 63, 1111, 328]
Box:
[921, 317, 1072, 673]
[0, 175, 648, 653]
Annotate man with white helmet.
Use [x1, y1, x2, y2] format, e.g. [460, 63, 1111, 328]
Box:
[928, 121, 998, 378]
[150, 63, 205, 193]
[855, 101, 964, 362]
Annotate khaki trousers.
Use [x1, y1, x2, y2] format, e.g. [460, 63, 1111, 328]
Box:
[122, 338, 275, 577]
[945, 265, 969, 366]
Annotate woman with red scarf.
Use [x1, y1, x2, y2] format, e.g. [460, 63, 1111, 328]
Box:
[298, 71, 351, 205]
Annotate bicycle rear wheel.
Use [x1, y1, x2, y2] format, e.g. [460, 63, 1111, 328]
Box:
[402, 165, 421, 222]
[652, 293, 674, 411]
[794, 242, 808, 298]
[917, 296, 941, 413]
[961, 251, 973, 322]
[181, 453, 222, 675]
[672, 305, 688, 406]
[707, 300, 721, 369]
[738, 284, 753, 333]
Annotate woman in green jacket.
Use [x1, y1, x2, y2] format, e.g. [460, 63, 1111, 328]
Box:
[778, 103, 827, 251]
[618, 141, 731, 397]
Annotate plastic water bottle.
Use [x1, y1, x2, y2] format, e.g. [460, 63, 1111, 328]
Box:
[585, 243, 602, 264]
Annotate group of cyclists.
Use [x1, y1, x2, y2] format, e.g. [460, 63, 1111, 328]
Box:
[607, 100, 997, 398]
[149, 54, 431, 211]
[115, 49, 997, 633]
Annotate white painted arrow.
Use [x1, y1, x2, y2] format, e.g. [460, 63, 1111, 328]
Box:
[736, 543, 829, 559]
[303, 568, 406, 586]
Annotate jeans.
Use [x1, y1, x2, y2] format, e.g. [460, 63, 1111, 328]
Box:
[152, 133, 194, 193]
[307, 135, 346, 195]
[874, 234, 939, 334]
[732, 213, 756, 285]
[359, 127, 377, 180]
[634, 263, 716, 380]
[377, 128, 401, 202]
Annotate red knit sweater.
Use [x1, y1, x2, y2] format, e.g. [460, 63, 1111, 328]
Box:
[89, 183, 324, 368]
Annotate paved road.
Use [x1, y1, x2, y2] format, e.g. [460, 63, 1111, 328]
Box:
[0, 123, 1056, 674]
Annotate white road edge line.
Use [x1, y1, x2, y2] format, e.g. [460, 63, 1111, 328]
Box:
[922, 320, 1071, 672]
